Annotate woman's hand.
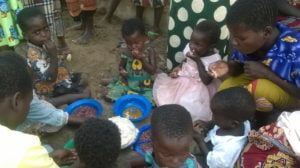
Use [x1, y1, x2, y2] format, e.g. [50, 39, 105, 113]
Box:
[244, 61, 273, 79]
[208, 61, 229, 78]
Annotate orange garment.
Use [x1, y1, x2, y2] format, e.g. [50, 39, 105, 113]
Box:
[65, 0, 96, 17]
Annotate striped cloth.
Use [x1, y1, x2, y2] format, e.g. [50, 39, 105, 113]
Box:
[22, 0, 65, 39]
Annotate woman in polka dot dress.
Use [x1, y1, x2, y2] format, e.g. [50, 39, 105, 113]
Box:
[153, 20, 221, 122]
[167, 0, 236, 70]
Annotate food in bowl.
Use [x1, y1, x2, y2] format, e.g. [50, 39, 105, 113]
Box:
[123, 107, 143, 119]
[72, 106, 97, 117]
[139, 129, 152, 152]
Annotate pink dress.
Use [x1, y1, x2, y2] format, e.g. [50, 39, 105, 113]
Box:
[153, 47, 221, 122]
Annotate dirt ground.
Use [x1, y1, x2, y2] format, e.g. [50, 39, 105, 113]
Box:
[41, 8, 168, 166]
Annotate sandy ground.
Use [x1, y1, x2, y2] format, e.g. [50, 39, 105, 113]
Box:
[41, 9, 168, 166]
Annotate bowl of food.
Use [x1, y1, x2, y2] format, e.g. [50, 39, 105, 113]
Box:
[133, 124, 152, 156]
[65, 99, 103, 118]
[114, 95, 151, 122]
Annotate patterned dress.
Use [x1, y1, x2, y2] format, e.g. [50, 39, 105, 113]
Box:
[0, 0, 23, 47]
[107, 46, 154, 105]
[167, 0, 237, 70]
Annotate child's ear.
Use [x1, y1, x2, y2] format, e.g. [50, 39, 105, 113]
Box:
[11, 92, 21, 110]
[263, 26, 273, 38]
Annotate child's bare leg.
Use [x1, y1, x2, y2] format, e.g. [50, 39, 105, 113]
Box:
[48, 88, 91, 107]
[153, 7, 163, 34]
[73, 10, 95, 44]
[136, 6, 144, 20]
[101, 0, 121, 23]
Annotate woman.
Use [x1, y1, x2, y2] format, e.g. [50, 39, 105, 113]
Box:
[166, 0, 236, 70]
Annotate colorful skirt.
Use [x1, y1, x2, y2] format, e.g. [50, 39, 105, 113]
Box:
[0, 0, 23, 47]
[65, 0, 96, 17]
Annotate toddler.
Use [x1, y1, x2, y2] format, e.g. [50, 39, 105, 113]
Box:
[16, 7, 90, 107]
[194, 87, 255, 168]
[106, 18, 157, 104]
[72, 118, 121, 168]
[153, 20, 221, 121]
[131, 104, 201, 168]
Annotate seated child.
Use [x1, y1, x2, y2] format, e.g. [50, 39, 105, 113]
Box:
[217, 0, 300, 112]
[0, 51, 76, 167]
[153, 20, 221, 121]
[16, 7, 90, 107]
[71, 118, 121, 168]
[106, 18, 157, 104]
[131, 104, 201, 168]
[194, 87, 255, 168]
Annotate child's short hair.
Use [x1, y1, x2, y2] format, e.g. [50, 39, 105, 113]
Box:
[121, 18, 146, 38]
[151, 104, 193, 139]
[226, 0, 278, 30]
[195, 20, 221, 45]
[211, 87, 255, 122]
[0, 51, 32, 99]
[74, 118, 121, 168]
[17, 7, 45, 32]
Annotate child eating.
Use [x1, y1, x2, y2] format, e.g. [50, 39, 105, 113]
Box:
[106, 18, 157, 104]
[217, 0, 300, 112]
[194, 87, 255, 168]
[153, 20, 221, 121]
[16, 7, 90, 107]
[72, 118, 121, 168]
[131, 104, 201, 168]
[0, 51, 76, 167]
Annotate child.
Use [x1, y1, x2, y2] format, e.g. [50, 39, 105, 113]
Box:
[16, 7, 90, 107]
[132, 0, 166, 34]
[153, 20, 221, 121]
[72, 118, 121, 168]
[106, 18, 157, 104]
[194, 87, 254, 168]
[217, 0, 300, 112]
[131, 104, 201, 168]
[0, 51, 76, 167]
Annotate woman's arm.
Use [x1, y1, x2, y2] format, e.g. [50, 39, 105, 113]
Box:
[274, 0, 300, 17]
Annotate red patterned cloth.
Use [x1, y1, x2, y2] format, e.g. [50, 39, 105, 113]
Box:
[240, 123, 300, 168]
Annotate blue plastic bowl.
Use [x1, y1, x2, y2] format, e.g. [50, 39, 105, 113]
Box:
[65, 99, 103, 117]
[114, 94, 152, 122]
[133, 124, 152, 156]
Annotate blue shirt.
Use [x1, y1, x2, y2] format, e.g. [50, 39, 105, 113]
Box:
[231, 22, 300, 87]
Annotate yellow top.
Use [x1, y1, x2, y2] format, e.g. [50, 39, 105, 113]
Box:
[0, 124, 58, 168]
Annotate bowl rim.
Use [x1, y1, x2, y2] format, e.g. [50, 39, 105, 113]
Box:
[113, 94, 152, 122]
[64, 99, 103, 116]
[133, 124, 152, 156]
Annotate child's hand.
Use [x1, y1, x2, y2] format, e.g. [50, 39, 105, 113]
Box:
[169, 66, 181, 78]
[193, 120, 208, 136]
[51, 149, 77, 166]
[132, 49, 143, 60]
[119, 68, 128, 77]
[43, 40, 57, 57]
[186, 51, 198, 62]
[208, 61, 229, 78]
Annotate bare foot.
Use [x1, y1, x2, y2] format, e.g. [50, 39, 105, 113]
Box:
[72, 30, 94, 44]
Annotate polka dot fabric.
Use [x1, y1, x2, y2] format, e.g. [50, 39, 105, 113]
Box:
[167, 0, 237, 70]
